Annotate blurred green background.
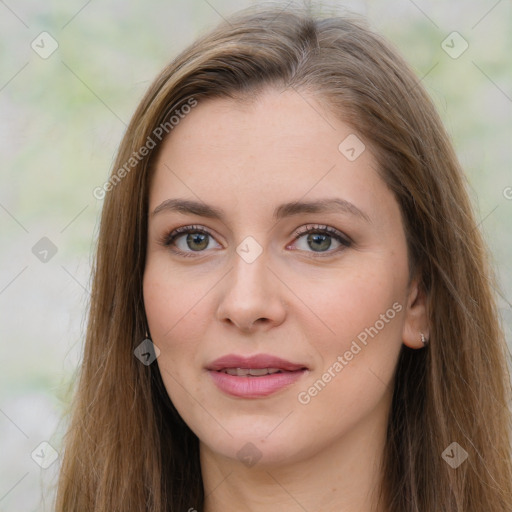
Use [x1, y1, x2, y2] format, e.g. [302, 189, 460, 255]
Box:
[0, 0, 511, 510]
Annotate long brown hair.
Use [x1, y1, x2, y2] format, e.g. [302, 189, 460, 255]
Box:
[55, 4, 512, 511]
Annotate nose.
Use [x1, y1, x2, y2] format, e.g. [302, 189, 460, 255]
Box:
[215, 247, 287, 333]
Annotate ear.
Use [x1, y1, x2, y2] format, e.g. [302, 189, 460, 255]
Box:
[402, 275, 429, 349]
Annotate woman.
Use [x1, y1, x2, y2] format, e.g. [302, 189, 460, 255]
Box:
[55, 4, 512, 511]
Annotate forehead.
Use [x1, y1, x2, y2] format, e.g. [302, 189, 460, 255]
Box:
[148, 88, 395, 227]
[156, 89, 347, 160]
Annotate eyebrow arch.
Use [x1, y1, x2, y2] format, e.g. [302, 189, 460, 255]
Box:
[151, 197, 371, 223]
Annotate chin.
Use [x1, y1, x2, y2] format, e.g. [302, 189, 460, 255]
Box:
[199, 426, 316, 469]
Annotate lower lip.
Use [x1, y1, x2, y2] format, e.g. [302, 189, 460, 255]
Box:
[207, 369, 307, 398]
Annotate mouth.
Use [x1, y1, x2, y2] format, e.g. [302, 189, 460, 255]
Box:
[206, 354, 309, 398]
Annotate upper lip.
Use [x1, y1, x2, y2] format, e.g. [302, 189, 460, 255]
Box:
[206, 354, 308, 372]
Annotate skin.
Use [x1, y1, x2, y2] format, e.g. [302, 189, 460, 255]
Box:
[143, 88, 428, 512]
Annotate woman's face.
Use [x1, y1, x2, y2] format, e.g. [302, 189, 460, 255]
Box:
[143, 88, 425, 467]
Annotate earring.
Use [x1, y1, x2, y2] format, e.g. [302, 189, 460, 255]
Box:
[420, 332, 428, 346]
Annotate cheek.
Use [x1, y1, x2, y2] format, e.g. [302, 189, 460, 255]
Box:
[143, 255, 210, 335]
[142, 255, 233, 418]
[293, 266, 405, 407]
[142, 258, 209, 375]
[143, 264, 205, 416]
[295, 265, 404, 350]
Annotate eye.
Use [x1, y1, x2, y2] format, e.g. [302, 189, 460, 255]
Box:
[289, 224, 352, 257]
[159, 225, 222, 258]
[159, 223, 351, 258]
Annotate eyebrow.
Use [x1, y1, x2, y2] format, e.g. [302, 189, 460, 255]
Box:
[152, 197, 371, 223]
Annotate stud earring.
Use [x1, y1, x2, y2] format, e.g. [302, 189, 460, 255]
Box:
[420, 332, 428, 346]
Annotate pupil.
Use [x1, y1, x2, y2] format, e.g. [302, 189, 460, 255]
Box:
[308, 233, 331, 251]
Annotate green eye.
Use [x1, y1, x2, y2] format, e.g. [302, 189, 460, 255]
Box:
[161, 223, 351, 258]
[291, 224, 352, 256]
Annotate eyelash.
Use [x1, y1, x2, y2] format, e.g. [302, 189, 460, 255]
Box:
[159, 224, 352, 258]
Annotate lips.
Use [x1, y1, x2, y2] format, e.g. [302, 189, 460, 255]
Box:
[206, 354, 309, 398]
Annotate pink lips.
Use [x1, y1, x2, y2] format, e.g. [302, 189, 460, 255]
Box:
[206, 353, 308, 398]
